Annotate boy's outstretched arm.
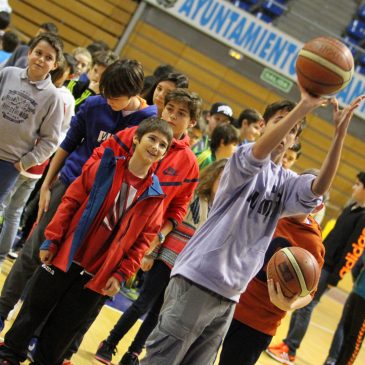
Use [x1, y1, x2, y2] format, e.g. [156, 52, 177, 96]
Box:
[252, 86, 326, 160]
[311, 95, 365, 196]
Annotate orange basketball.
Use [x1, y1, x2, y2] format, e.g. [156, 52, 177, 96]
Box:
[266, 247, 320, 298]
[296, 36, 354, 96]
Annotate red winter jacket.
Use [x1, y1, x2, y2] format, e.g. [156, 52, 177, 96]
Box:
[85, 126, 199, 225]
[42, 147, 165, 295]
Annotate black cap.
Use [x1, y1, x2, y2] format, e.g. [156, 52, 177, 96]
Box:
[357, 172, 365, 186]
[210, 102, 234, 121]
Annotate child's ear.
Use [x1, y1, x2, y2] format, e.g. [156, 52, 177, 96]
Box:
[188, 119, 197, 129]
[132, 135, 139, 145]
[51, 61, 58, 71]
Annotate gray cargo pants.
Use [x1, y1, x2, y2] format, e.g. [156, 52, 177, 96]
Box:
[141, 275, 235, 365]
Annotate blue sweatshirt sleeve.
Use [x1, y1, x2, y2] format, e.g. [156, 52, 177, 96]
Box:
[60, 97, 89, 153]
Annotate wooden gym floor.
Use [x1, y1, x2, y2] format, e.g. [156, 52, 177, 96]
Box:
[0, 259, 364, 365]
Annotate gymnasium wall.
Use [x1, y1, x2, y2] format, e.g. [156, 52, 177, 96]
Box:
[9, 0, 137, 51]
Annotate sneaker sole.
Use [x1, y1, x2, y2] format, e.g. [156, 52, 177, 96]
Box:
[94, 355, 111, 365]
[265, 349, 294, 365]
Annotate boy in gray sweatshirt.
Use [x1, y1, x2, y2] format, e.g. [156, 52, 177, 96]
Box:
[141, 86, 365, 365]
[0, 32, 63, 206]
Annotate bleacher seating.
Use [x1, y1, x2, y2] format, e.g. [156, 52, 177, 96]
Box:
[231, 0, 288, 24]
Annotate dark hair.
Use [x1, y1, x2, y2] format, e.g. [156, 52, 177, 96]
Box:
[29, 32, 64, 63]
[141, 75, 157, 98]
[263, 100, 306, 136]
[210, 124, 240, 154]
[64, 53, 77, 75]
[146, 72, 189, 105]
[0, 11, 10, 30]
[288, 142, 302, 159]
[357, 172, 365, 187]
[50, 52, 76, 83]
[100, 59, 144, 98]
[197, 159, 228, 199]
[153, 64, 176, 79]
[40, 22, 58, 34]
[135, 117, 173, 150]
[2, 31, 19, 53]
[164, 88, 202, 121]
[236, 108, 262, 128]
[92, 50, 119, 68]
[87, 40, 110, 55]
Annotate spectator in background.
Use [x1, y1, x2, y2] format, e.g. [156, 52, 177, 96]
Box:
[235, 108, 263, 144]
[86, 40, 109, 55]
[188, 124, 203, 148]
[67, 50, 119, 112]
[196, 123, 239, 171]
[192, 102, 234, 154]
[146, 72, 189, 116]
[0, 0, 11, 34]
[153, 64, 175, 79]
[71, 47, 92, 80]
[282, 142, 302, 170]
[0, 30, 19, 64]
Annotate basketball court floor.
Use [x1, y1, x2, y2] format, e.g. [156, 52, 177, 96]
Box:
[0, 259, 364, 365]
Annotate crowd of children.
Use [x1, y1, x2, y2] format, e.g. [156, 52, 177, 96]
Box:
[0, 17, 364, 365]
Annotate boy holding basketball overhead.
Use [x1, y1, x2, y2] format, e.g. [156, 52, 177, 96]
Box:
[141, 86, 365, 365]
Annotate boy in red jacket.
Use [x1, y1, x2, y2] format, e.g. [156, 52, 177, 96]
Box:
[0, 118, 173, 365]
[86, 88, 201, 365]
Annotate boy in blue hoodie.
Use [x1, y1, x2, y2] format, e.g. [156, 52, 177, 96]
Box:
[141, 86, 365, 365]
[0, 59, 157, 332]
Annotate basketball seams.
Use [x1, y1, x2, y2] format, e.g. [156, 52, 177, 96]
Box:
[282, 248, 309, 297]
[299, 50, 353, 80]
[304, 36, 354, 69]
[296, 67, 343, 88]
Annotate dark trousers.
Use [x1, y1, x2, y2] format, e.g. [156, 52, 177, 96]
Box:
[218, 319, 272, 365]
[336, 292, 365, 365]
[284, 269, 330, 355]
[325, 296, 349, 363]
[0, 263, 105, 365]
[107, 260, 171, 353]
[0, 179, 67, 318]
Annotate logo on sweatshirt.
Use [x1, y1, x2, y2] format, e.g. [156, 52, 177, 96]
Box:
[246, 185, 283, 218]
[97, 130, 112, 143]
[339, 227, 365, 278]
[2, 89, 37, 123]
[163, 167, 177, 176]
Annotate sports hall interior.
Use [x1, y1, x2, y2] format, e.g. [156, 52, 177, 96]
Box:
[2, 0, 365, 364]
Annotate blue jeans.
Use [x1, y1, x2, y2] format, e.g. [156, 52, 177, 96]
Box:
[0, 160, 19, 206]
[0, 174, 38, 265]
[284, 269, 331, 355]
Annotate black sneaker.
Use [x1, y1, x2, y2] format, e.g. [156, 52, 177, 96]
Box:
[119, 352, 139, 365]
[95, 340, 116, 365]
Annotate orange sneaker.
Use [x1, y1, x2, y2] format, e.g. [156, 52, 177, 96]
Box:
[266, 342, 295, 365]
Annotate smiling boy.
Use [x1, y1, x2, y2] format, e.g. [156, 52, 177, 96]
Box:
[0, 32, 64, 206]
[0, 118, 174, 365]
